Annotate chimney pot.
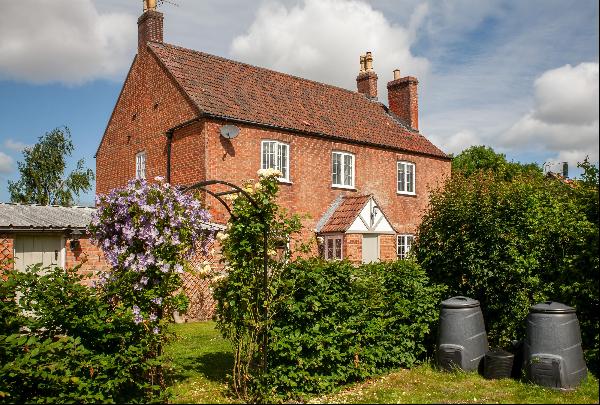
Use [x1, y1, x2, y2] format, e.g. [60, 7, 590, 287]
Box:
[365, 51, 374, 71]
[143, 0, 157, 12]
[356, 52, 378, 99]
[393, 69, 401, 80]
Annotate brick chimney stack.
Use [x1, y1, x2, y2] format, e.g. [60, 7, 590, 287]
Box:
[138, 0, 163, 54]
[356, 52, 378, 100]
[387, 69, 419, 130]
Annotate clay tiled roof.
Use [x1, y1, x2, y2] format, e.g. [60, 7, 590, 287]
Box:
[320, 194, 372, 233]
[148, 43, 448, 159]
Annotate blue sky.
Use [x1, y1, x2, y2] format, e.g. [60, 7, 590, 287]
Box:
[0, 0, 598, 206]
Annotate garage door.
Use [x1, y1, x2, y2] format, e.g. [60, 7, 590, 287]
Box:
[14, 235, 64, 273]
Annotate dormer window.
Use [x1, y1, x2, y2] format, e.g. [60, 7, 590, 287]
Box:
[136, 151, 146, 180]
[332, 151, 355, 188]
[261, 140, 290, 182]
[397, 161, 415, 195]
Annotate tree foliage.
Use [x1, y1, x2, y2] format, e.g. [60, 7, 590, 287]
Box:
[452, 145, 542, 180]
[7, 127, 94, 206]
[416, 159, 599, 372]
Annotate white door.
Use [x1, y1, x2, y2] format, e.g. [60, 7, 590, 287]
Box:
[362, 234, 379, 263]
[14, 235, 64, 273]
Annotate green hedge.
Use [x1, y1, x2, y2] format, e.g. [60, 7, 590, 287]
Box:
[262, 259, 445, 399]
[0, 266, 168, 404]
[415, 170, 599, 373]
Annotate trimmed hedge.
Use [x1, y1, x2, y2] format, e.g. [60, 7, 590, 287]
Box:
[262, 259, 445, 399]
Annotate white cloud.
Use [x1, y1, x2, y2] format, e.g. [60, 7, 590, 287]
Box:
[502, 62, 599, 166]
[230, 0, 430, 100]
[429, 129, 482, 156]
[3, 139, 30, 152]
[0, 0, 136, 84]
[0, 152, 14, 174]
[532, 63, 599, 126]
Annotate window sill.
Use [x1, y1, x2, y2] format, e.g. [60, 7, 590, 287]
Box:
[332, 185, 356, 191]
[278, 179, 293, 185]
[397, 191, 416, 196]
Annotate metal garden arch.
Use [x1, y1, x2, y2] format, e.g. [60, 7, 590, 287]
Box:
[182, 179, 270, 372]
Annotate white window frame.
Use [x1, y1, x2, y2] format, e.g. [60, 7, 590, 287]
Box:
[397, 234, 414, 260]
[261, 140, 290, 182]
[324, 235, 344, 261]
[332, 151, 355, 189]
[136, 151, 146, 180]
[397, 161, 416, 195]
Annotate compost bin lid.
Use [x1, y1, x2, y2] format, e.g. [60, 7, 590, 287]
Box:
[530, 301, 575, 314]
[441, 296, 480, 309]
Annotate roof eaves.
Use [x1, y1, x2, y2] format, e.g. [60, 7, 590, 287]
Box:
[203, 111, 451, 160]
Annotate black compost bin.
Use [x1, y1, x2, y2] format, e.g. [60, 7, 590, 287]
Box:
[437, 296, 488, 372]
[484, 349, 514, 379]
[524, 301, 587, 389]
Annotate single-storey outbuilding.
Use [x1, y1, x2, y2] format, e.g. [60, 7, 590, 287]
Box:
[0, 203, 110, 283]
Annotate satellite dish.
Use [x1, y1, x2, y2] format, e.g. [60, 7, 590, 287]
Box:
[220, 125, 240, 139]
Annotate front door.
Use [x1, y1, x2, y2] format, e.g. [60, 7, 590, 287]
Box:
[362, 234, 379, 263]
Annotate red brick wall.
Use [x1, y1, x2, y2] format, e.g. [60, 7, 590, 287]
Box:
[380, 234, 397, 261]
[0, 233, 14, 271]
[201, 118, 450, 236]
[344, 234, 362, 264]
[65, 237, 111, 286]
[0, 233, 110, 284]
[96, 45, 197, 195]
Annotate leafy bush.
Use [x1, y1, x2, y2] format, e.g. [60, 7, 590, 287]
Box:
[415, 164, 599, 372]
[1, 266, 161, 403]
[1, 177, 214, 403]
[261, 259, 445, 399]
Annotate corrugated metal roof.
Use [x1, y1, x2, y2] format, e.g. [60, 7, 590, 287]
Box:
[0, 203, 94, 230]
[0, 203, 225, 232]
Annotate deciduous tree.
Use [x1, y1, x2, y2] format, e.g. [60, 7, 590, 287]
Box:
[8, 127, 94, 206]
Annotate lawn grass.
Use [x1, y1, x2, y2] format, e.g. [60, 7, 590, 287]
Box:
[165, 321, 599, 404]
[164, 321, 237, 404]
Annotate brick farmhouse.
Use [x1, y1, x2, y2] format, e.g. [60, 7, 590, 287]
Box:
[96, 4, 451, 264]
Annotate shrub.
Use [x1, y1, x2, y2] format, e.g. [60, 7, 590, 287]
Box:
[415, 166, 599, 372]
[262, 259, 445, 399]
[88, 177, 214, 392]
[1, 265, 159, 403]
[1, 177, 214, 403]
